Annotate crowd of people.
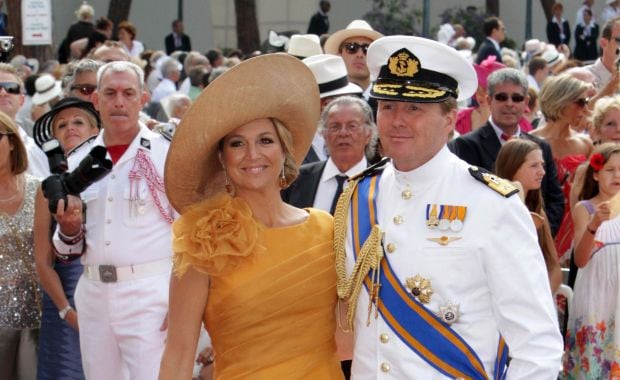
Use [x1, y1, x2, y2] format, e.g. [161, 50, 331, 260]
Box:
[3, 0, 620, 378]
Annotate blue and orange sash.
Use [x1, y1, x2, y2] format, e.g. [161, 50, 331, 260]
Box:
[350, 175, 508, 379]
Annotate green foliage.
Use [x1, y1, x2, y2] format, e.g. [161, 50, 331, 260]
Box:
[363, 0, 423, 36]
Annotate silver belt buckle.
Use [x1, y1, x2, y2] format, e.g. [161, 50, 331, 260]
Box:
[99, 265, 117, 283]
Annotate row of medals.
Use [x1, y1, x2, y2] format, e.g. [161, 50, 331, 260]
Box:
[398, 189, 461, 325]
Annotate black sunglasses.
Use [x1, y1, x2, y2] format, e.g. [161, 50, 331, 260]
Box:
[0, 82, 21, 95]
[574, 97, 589, 108]
[0, 132, 11, 140]
[341, 42, 369, 55]
[493, 93, 525, 103]
[70, 84, 97, 96]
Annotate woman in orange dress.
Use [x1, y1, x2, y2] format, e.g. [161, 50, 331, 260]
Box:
[531, 74, 594, 262]
[159, 54, 344, 379]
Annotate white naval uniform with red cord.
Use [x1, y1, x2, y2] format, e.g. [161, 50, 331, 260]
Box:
[53, 125, 175, 380]
[344, 147, 564, 379]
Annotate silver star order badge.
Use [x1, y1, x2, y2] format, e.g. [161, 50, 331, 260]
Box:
[405, 274, 433, 304]
[437, 302, 460, 325]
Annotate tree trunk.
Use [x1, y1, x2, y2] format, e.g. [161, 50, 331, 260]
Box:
[486, 0, 499, 16]
[540, 0, 555, 22]
[5, 0, 52, 65]
[234, 0, 260, 54]
[107, 0, 132, 37]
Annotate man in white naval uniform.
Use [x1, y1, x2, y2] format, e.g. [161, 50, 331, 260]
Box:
[52, 61, 175, 380]
[334, 36, 563, 379]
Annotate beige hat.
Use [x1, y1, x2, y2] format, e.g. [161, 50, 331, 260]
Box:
[287, 34, 323, 59]
[165, 53, 320, 213]
[323, 19, 383, 55]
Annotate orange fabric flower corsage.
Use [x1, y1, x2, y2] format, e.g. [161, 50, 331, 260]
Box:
[172, 192, 265, 277]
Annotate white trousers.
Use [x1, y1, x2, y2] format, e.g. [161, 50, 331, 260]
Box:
[75, 271, 170, 380]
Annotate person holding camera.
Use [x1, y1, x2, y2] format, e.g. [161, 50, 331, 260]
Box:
[32, 97, 101, 380]
[51, 61, 175, 380]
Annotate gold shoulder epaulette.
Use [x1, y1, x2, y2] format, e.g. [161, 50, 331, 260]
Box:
[468, 166, 519, 198]
[350, 157, 391, 181]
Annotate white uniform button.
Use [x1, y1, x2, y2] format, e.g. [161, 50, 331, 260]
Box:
[107, 196, 113, 202]
[393, 215, 404, 225]
[106, 219, 112, 224]
[386, 243, 396, 253]
[105, 241, 111, 246]
[380, 362, 391, 372]
[401, 189, 412, 200]
[379, 333, 389, 343]
[111, 174, 116, 179]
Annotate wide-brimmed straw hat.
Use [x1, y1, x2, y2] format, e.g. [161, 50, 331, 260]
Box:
[32, 96, 101, 148]
[165, 53, 320, 213]
[323, 19, 383, 55]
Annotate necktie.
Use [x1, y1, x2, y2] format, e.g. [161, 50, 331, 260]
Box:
[501, 133, 513, 142]
[330, 175, 348, 215]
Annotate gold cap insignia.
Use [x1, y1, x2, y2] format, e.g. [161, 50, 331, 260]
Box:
[388, 49, 419, 78]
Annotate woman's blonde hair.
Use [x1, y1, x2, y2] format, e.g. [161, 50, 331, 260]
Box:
[0, 111, 28, 174]
[272, 118, 298, 188]
[539, 74, 590, 122]
[592, 95, 620, 135]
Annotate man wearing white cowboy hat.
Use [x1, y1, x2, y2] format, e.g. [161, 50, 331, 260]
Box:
[52, 60, 175, 380]
[324, 20, 383, 95]
[332, 35, 563, 378]
[299, 53, 364, 164]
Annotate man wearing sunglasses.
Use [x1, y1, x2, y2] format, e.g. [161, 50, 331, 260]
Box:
[324, 20, 383, 95]
[62, 59, 102, 103]
[585, 16, 620, 90]
[449, 68, 565, 236]
[0, 63, 49, 178]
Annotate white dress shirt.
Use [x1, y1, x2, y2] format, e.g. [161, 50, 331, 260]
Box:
[313, 157, 366, 212]
[151, 78, 178, 104]
[344, 147, 563, 378]
[18, 125, 50, 179]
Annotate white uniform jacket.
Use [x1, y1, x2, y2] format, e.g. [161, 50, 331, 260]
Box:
[345, 147, 563, 379]
[53, 125, 175, 266]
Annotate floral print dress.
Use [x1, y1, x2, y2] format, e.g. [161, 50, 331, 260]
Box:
[563, 200, 620, 378]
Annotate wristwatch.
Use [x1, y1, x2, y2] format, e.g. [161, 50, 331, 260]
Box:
[59, 305, 73, 320]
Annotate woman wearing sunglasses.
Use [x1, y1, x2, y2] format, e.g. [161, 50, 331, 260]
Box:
[0, 112, 42, 380]
[531, 74, 594, 264]
[32, 97, 101, 380]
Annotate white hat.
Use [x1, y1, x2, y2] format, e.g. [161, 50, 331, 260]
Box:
[287, 34, 322, 59]
[302, 54, 363, 98]
[542, 45, 565, 68]
[367, 35, 477, 102]
[607, 0, 616, 5]
[32, 74, 62, 106]
[454, 36, 476, 50]
[524, 39, 547, 56]
[324, 20, 383, 55]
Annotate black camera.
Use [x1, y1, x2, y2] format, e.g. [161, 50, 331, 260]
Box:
[42, 145, 113, 214]
[0, 36, 13, 63]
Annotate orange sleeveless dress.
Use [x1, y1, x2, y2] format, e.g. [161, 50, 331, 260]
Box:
[185, 200, 343, 379]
